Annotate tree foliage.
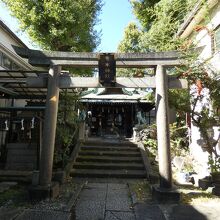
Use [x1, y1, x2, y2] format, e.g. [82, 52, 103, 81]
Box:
[117, 22, 142, 76]
[130, 0, 160, 30]
[2, 0, 103, 168]
[2, 0, 102, 52]
[118, 0, 220, 171]
[118, 0, 198, 53]
[117, 22, 142, 53]
[54, 91, 81, 168]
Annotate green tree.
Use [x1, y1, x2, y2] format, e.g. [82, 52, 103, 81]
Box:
[2, 0, 103, 168]
[117, 22, 143, 76]
[118, 0, 198, 53]
[119, 0, 220, 170]
[139, 0, 197, 52]
[2, 0, 102, 52]
[130, 0, 160, 30]
[117, 22, 142, 52]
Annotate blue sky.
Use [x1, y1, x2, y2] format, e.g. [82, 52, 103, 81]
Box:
[0, 0, 135, 52]
[96, 0, 136, 52]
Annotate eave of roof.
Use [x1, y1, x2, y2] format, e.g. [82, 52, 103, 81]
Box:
[80, 99, 153, 104]
[0, 20, 28, 49]
[176, 1, 203, 37]
[177, 0, 219, 38]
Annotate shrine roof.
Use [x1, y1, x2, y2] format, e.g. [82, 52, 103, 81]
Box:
[80, 88, 153, 103]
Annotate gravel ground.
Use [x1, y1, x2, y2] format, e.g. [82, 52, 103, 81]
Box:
[0, 178, 85, 211]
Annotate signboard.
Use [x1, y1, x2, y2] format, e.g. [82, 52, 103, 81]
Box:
[98, 53, 116, 86]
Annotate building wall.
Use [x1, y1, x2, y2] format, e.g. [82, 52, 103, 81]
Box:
[0, 24, 32, 71]
[195, 2, 220, 72]
[0, 21, 34, 152]
[180, 2, 220, 177]
[0, 21, 33, 109]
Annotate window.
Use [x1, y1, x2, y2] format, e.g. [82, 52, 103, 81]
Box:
[0, 52, 2, 66]
[2, 54, 12, 69]
[12, 62, 21, 70]
[0, 52, 21, 70]
[214, 26, 220, 52]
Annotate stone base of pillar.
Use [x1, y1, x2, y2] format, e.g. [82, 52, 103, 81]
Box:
[53, 170, 67, 184]
[152, 184, 180, 203]
[28, 182, 60, 201]
[212, 184, 220, 196]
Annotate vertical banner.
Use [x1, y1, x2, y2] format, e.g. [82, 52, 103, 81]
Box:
[98, 53, 116, 86]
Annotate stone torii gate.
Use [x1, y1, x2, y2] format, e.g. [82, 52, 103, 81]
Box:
[14, 47, 187, 199]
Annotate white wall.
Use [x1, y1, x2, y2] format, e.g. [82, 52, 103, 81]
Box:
[0, 22, 32, 71]
[188, 3, 220, 176]
[195, 3, 220, 72]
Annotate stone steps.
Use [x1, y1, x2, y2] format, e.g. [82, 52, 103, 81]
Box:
[84, 140, 136, 147]
[71, 139, 147, 179]
[5, 143, 38, 171]
[0, 170, 32, 182]
[73, 162, 145, 170]
[76, 156, 142, 163]
[70, 169, 147, 178]
[78, 150, 141, 157]
[81, 146, 139, 152]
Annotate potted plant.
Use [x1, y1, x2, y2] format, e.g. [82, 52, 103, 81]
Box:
[209, 156, 220, 182]
[208, 138, 220, 195]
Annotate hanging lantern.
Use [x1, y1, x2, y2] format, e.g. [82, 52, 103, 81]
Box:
[31, 117, 35, 129]
[21, 119, 24, 130]
[4, 120, 9, 131]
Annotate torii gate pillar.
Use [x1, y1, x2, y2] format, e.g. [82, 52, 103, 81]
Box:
[39, 65, 60, 187]
[156, 65, 172, 188]
[29, 65, 61, 200]
[153, 65, 180, 202]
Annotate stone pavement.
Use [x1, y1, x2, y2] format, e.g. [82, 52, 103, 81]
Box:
[75, 182, 135, 220]
[1, 179, 220, 219]
[0, 181, 17, 193]
[74, 181, 220, 220]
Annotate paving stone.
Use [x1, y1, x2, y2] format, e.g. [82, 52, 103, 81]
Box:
[79, 188, 106, 200]
[85, 182, 108, 189]
[0, 186, 10, 193]
[0, 181, 18, 193]
[76, 199, 105, 220]
[106, 188, 132, 211]
[108, 183, 127, 190]
[169, 204, 220, 220]
[134, 203, 166, 220]
[16, 209, 72, 220]
[0, 181, 18, 186]
[75, 186, 107, 220]
[0, 207, 23, 220]
[105, 211, 135, 220]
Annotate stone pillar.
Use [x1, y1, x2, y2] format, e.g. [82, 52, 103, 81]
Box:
[39, 65, 61, 186]
[79, 122, 86, 142]
[155, 65, 172, 189]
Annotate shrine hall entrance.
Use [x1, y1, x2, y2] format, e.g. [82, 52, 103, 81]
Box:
[86, 103, 132, 137]
[81, 87, 155, 138]
[83, 102, 155, 138]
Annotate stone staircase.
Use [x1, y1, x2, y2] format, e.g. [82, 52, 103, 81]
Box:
[5, 143, 37, 171]
[70, 138, 147, 178]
